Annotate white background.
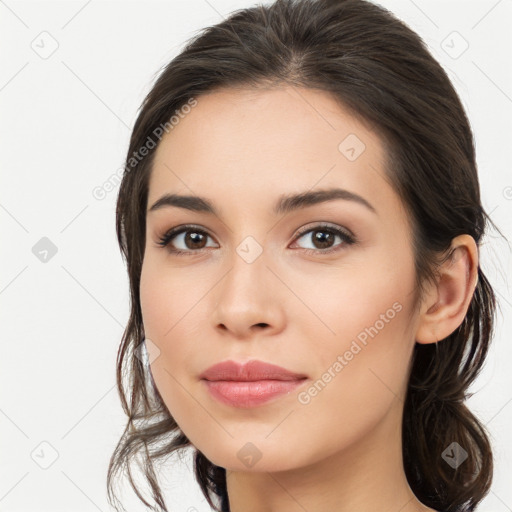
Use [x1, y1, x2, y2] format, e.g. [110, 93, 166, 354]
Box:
[1, 0, 511, 511]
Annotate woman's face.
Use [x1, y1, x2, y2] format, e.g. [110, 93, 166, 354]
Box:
[140, 86, 421, 472]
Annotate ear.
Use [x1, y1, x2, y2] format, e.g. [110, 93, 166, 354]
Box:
[415, 234, 479, 344]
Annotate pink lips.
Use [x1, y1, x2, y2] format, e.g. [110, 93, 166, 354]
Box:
[200, 359, 308, 408]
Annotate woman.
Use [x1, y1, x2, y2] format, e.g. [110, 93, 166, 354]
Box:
[108, 0, 497, 511]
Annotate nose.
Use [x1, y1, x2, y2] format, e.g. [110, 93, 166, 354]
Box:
[211, 249, 286, 340]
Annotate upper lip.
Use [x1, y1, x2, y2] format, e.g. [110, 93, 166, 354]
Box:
[200, 359, 308, 382]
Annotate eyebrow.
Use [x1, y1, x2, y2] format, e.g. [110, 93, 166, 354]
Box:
[147, 187, 377, 216]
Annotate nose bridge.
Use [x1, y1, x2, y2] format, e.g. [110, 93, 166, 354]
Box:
[222, 234, 269, 303]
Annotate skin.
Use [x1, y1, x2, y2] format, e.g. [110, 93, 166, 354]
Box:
[139, 86, 479, 512]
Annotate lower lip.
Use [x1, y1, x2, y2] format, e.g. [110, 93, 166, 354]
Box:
[202, 379, 307, 408]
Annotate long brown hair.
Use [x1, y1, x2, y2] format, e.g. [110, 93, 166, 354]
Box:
[109, 1, 498, 511]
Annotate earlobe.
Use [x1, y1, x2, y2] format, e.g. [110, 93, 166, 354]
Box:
[415, 234, 479, 345]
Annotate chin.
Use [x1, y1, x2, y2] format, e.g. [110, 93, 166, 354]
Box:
[196, 440, 309, 474]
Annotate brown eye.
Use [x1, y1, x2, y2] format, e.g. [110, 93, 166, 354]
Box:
[157, 225, 218, 254]
[292, 224, 356, 254]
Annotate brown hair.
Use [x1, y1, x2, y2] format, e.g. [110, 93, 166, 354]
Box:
[109, 1, 498, 511]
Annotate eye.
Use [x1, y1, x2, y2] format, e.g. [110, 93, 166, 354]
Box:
[156, 222, 356, 256]
[291, 223, 356, 254]
[156, 224, 218, 255]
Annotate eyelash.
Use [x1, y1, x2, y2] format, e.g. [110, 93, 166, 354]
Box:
[156, 223, 356, 256]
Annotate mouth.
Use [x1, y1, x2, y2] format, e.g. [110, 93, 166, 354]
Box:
[199, 359, 309, 408]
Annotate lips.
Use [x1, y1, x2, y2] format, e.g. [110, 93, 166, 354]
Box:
[200, 360, 308, 408]
[199, 359, 308, 382]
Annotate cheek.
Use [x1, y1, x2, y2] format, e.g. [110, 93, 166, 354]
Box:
[139, 256, 214, 428]
[274, 276, 416, 468]
[290, 252, 414, 361]
[139, 254, 208, 341]
[292, 255, 416, 421]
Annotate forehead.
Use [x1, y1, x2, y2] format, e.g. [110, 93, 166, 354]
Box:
[147, 86, 401, 221]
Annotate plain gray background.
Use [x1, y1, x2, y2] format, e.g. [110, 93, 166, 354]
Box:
[1, 0, 511, 510]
